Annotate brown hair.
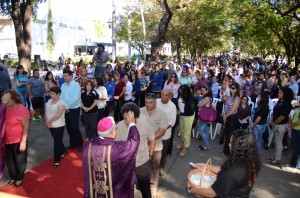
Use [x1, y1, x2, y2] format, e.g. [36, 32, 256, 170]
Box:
[84, 80, 95, 92]
[3, 89, 21, 104]
[166, 72, 179, 85]
[230, 82, 241, 98]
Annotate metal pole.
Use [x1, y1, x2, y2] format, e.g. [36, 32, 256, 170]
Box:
[112, 0, 117, 61]
[140, 0, 147, 61]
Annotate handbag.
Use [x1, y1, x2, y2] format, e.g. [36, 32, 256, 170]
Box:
[199, 99, 217, 122]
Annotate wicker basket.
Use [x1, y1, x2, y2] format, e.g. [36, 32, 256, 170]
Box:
[188, 158, 217, 188]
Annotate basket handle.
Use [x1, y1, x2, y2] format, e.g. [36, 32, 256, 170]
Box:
[200, 158, 212, 187]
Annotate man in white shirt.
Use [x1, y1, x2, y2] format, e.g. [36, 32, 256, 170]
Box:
[140, 93, 168, 197]
[156, 89, 176, 177]
[124, 74, 133, 102]
[115, 103, 156, 198]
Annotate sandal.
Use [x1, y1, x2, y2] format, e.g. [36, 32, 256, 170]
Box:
[179, 148, 187, 157]
[199, 145, 209, 151]
[266, 156, 275, 161]
[269, 159, 281, 165]
[61, 151, 67, 159]
[13, 180, 23, 188]
[6, 180, 15, 186]
[177, 144, 184, 150]
[54, 162, 60, 168]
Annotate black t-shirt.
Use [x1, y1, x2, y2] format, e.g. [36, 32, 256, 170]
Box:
[273, 100, 292, 124]
[211, 166, 252, 198]
[253, 106, 269, 125]
[81, 90, 99, 113]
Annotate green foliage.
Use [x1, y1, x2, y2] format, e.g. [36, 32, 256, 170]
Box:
[4, 59, 19, 68]
[46, 0, 54, 58]
[0, 0, 46, 18]
[94, 21, 108, 38]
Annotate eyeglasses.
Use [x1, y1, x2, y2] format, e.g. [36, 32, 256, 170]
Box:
[242, 98, 247, 101]
[145, 93, 156, 99]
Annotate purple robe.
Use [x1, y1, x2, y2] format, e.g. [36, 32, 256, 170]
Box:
[0, 103, 5, 180]
[83, 125, 140, 198]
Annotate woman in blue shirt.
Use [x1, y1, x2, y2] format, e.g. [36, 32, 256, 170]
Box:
[131, 73, 141, 105]
[151, 65, 163, 98]
[104, 72, 115, 117]
[14, 65, 28, 107]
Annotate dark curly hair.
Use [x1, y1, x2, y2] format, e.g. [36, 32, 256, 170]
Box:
[221, 129, 261, 187]
[120, 102, 140, 118]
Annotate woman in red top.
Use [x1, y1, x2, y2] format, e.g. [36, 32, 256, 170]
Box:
[2, 90, 30, 188]
[113, 71, 126, 121]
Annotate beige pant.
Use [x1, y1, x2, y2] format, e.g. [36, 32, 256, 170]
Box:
[179, 114, 195, 148]
[273, 124, 288, 161]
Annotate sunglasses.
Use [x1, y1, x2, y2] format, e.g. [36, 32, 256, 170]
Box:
[231, 87, 236, 90]
[171, 76, 176, 78]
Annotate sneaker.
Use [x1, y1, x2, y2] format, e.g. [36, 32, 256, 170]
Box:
[36, 115, 43, 120]
[31, 117, 37, 123]
[199, 145, 209, 151]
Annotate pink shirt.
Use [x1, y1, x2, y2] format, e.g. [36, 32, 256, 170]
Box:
[164, 81, 181, 98]
[6, 104, 30, 144]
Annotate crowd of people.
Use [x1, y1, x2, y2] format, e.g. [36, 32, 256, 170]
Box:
[0, 49, 300, 197]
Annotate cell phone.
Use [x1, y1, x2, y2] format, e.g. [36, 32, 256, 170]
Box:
[189, 162, 196, 168]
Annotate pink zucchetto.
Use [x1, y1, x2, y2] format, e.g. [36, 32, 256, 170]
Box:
[97, 117, 116, 137]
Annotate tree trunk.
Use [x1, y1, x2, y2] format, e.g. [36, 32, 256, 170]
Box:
[295, 51, 300, 67]
[176, 38, 181, 63]
[11, 0, 33, 74]
[150, 0, 191, 62]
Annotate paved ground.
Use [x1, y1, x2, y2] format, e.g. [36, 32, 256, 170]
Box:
[1, 117, 299, 198]
[1, 68, 300, 197]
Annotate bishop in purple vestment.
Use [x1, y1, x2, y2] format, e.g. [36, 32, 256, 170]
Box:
[83, 115, 140, 198]
[0, 102, 6, 179]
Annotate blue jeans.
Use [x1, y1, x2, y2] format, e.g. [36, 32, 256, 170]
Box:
[18, 90, 27, 107]
[197, 119, 209, 148]
[253, 124, 267, 152]
[290, 129, 300, 169]
[94, 66, 106, 78]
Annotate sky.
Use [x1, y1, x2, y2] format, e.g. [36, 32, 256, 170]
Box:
[38, 0, 127, 22]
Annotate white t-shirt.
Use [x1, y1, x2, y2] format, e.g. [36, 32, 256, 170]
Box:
[156, 99, 177, 140]
[86, 67, 95, 79]
[46, 99, 65, 128]
[125, 81, 133, 101]
[95, 86, 108, 109]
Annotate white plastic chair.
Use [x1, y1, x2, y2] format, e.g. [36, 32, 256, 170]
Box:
[272, 98, 278, 105]
[268, 111, 273, 147]
[213, 122, 222, 139]
[212, 98, 221, 106]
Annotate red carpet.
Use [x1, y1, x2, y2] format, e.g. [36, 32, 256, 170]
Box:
[0, 149, 84, 198]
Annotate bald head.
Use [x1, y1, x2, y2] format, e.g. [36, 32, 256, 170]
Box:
[161, 89, 171, 104]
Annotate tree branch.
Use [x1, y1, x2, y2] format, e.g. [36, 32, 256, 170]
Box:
[171, 0, 192, 12]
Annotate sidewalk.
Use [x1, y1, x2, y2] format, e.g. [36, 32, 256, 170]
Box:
[1, 118, 299, 197]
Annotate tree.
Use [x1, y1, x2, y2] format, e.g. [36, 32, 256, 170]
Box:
[46, 0, 54, 59]
[0, 0, 45, 73]
[232, 0, 300, 66]
[169, 0, 232, 59]
[150, 0, 192, 62]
